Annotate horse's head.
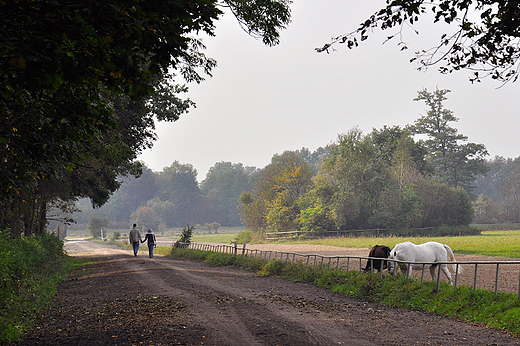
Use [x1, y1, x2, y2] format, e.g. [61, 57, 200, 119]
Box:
[387, 249, 397, 275]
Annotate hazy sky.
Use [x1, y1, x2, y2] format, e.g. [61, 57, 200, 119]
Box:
[138, 1, 520, 181]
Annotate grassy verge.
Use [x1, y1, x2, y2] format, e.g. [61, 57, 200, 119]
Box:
[168, 247, 520, 338]
[0, 232, 86, 344]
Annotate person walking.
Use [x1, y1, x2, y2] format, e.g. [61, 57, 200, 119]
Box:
[142, 228, 156, 258]
[129, 224, 142, 256]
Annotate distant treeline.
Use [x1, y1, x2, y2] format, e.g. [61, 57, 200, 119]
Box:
[73, 161, 259, 229]
[72, 89, 519, 235]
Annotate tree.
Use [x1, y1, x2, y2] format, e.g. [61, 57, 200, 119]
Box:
[497, 167, 520, 223]
[174, 224, 195, 248]
[370, 125, 433, 178]
[239, 151, 314, 233]
[299, 126, 474, 231]
[0, 0, 292, 235]
[474, 156, 520, 223]
[100, 166, 157, 223]
[316, 0, 520, 83]
[155, 162, 202, 227]
[291, 147, 331, 174]
[301, 128, 393, 231]
[475, 156, 520, 201]
[131, 206, 161, 232]
[473, 194, 498, 224]
[412, 89, 488, 192]
[88, 217, 110, 239]
[200, 162, 257, 226]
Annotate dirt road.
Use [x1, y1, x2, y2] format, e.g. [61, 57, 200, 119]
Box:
[15, 240, 520, 345]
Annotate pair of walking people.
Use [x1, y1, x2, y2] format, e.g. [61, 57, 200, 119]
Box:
[128, 224, 156, 258]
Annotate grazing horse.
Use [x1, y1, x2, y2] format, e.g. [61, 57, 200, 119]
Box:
[387, 241, 463, 284]
[363, 245, 391, 272]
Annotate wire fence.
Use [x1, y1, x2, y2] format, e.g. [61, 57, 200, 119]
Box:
[176, 242, 520, 300]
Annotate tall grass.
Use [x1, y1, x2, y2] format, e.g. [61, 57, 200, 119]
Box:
[169, 247, 520, 337]
[0, 231, 78, 344]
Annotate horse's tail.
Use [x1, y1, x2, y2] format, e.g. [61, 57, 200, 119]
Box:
[444, 244, 463, 274]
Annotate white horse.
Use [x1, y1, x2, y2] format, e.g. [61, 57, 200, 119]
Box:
[387, 241, 463, 284]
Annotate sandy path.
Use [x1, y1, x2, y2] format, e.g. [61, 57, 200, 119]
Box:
[17, 240, 513, 345]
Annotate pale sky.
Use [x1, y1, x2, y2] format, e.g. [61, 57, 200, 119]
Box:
[138, 0, 520, 181]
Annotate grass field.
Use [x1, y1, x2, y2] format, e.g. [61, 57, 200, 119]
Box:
[283, 230, 520, 258]
[69, 228, 520, 258]
[191, 233, 239, 243]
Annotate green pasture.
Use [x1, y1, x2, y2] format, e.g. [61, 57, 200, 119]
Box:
[163, 229, 520, 258]
[281, 230, 520, 258]
[191, 233, 238, 243]
[83, 228, 520, 258]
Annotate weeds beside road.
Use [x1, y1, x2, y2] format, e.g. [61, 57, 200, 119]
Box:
[0, 233, 71, 344]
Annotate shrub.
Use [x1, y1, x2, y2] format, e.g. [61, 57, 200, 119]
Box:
[174, 224, 195, 248]
[0, 232, 69, 343]
[234, 231, 252, 244]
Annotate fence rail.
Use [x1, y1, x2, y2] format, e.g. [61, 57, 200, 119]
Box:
[265, 228, 434, 240]
[175, 242, 520, 300]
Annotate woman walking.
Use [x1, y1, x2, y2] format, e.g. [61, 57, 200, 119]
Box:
[141, 229, 156, 258]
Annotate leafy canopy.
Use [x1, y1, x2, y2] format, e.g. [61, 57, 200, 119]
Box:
[0, 0, 292, 235]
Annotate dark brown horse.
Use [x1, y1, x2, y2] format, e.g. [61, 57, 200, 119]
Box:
[363, 245, 391, 272]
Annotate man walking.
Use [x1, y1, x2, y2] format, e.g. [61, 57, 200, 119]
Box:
[129, 224, 142, 256]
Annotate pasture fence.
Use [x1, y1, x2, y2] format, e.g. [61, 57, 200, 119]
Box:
[175, 242, 520, 300]
[265, 228, 435, 240]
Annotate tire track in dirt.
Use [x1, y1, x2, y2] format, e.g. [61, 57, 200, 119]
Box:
[15, 239, 519, 346]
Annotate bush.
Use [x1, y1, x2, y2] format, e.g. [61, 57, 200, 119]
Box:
[234, 231, 252, 244]
[88, 217, 109, 238]
[174, 224, 195, 248]
[0, 232, 68, 343]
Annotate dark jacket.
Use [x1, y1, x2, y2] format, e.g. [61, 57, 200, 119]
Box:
[142, 233, 156, 246]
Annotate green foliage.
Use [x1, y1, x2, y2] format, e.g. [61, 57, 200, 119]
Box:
[412, 89, 488, 192]
[234, 231, 253, 244]
[475, 156, 520, 224]
[1, 0, 221, 233]
[155, 162, 204, 226]
[169, 248, 208, 262]
[112, 231, 121, 240]
[239, 150, 315, 233]
[174, 224, 195, 248]
[300, 126, 475, 233]
[200, 162, 258, 226]
[205, 252, 236, 266]
[88, 217, 110, 238]
[1, 0, 292, 236]
[0, 232, 70, 343]
[180, 224, 195, 243]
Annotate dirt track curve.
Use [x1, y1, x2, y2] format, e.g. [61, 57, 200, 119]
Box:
[13, 240, 520, 346]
